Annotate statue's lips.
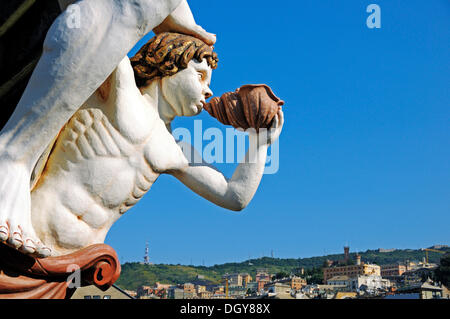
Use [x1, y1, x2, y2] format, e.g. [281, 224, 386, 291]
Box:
[193, 101, 206, 115]
[198, 100, 207, 112]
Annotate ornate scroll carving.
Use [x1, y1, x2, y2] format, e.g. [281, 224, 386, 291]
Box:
[0, 243, 120, 299]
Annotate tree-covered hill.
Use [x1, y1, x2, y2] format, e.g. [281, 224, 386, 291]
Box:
[115, 247, 449, 291]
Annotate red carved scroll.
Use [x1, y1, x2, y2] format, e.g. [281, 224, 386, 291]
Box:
[0, 243, 121, 299]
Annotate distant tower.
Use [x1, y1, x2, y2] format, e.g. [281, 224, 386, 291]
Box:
[271, 249, 274, 258]
[356, 254, 361, 266]
[344, 246, 350, 263]
[144, 241, 150, 265]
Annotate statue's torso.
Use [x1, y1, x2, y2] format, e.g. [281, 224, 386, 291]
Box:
[31, 84, 186, 256]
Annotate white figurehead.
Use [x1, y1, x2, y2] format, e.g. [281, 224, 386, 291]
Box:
[0, 0, 217, 256]
[28, 33, 284, 257]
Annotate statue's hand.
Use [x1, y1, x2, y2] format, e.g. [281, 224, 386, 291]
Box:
[248, 108, 284, 147]
[153, 0, 216, 46]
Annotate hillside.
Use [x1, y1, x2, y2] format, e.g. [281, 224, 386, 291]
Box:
[115, 247, 449, 291]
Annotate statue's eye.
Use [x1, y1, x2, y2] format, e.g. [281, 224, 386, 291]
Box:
[198, 72, 205, 81]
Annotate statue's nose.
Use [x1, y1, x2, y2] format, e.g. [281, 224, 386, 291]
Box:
[204, 88, 213, 99]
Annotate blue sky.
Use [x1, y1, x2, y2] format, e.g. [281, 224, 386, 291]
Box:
[105, 0, 450, 265]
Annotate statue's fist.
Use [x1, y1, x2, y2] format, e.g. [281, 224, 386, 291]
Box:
[266, 108, 284, 145]
[246, 108, 284, 147]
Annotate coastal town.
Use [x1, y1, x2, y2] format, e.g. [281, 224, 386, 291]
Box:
[75, 245, 449, 300]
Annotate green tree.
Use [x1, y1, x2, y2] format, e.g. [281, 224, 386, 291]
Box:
[435, 253, 450, 287]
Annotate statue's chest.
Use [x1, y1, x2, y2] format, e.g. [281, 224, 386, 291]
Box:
[78, 154, 159, 210]
[50, 106, 183, 211]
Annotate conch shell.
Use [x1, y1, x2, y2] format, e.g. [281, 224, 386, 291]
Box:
[204, 84, 284, 131]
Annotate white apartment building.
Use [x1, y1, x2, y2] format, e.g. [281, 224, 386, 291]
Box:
[327, 274, 391, 293]
[348, 275, 391, 292]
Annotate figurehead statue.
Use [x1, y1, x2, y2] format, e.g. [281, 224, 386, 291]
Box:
[0, 2, 283, 300]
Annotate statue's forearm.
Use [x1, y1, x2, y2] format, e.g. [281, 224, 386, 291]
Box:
[224, 141, 268, 211]
[172, 140, 268, 211]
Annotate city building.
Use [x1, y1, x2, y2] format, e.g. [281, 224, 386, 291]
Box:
[265, 282, 296, 299]
[196, 285, 206, 294]
[257, 278, 270, 292]
[343, 246, 350, 264]
[419, 281, 445, 299]
[378, 248, 397, 253]
[183, 283, 195, 293]
[213, 286, 225, 295]
[241, 273, 253, 287]
[71, 284, 134, 299]
[135, 283, 171, 299]
[327, 275, 350, 288]
[381, 264, 406, 277]
[316, 284, 348, 294]
[266, 282, 291, 295]
[328, 273, 390, 293]
[392, 279, 447, 299]
[222, 273, 253, 288]
[212, 292, 226, 299]
[273, 276, 307, 290]
[246, 282, 258, 294]
[289, 276, 307, 290]
[198, 290, 213, 299]
[136, 285, 152, 298]
[155, 282, 171, 290]
[255, 269, 271, 282]
[430, 245, 448, 250]
[255, 269, 271, 292]
[323, 250, 380, 283]
[182, 283, 196, 299]
[323, 262, 381, 283]
[167, 287, 184, 299]
[228, 286, 247, 298]
[401, 266, 437, 286]
[348, 275, 391, 292]
[224, 273, 243, 287]
[403, 259, 438, 272]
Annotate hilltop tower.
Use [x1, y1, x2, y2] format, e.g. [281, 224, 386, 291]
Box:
[344, 246, 350, 263]
[144, 241, 150, 265]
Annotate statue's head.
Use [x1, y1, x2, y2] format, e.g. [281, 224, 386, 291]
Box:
[131, 32, 218, 117]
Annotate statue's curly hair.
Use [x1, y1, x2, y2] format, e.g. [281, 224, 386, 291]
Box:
[130, 32, 218, 88]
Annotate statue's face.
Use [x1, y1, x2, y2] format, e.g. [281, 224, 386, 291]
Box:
[160, 59, 213, 117]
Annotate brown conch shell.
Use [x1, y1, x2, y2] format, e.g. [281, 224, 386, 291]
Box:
[204, 84, 284, 131]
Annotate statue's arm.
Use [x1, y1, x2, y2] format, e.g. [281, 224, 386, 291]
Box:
[169, 110, 284, 211]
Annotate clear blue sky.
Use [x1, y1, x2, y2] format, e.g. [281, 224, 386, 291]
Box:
[105, 0, 450, 265]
